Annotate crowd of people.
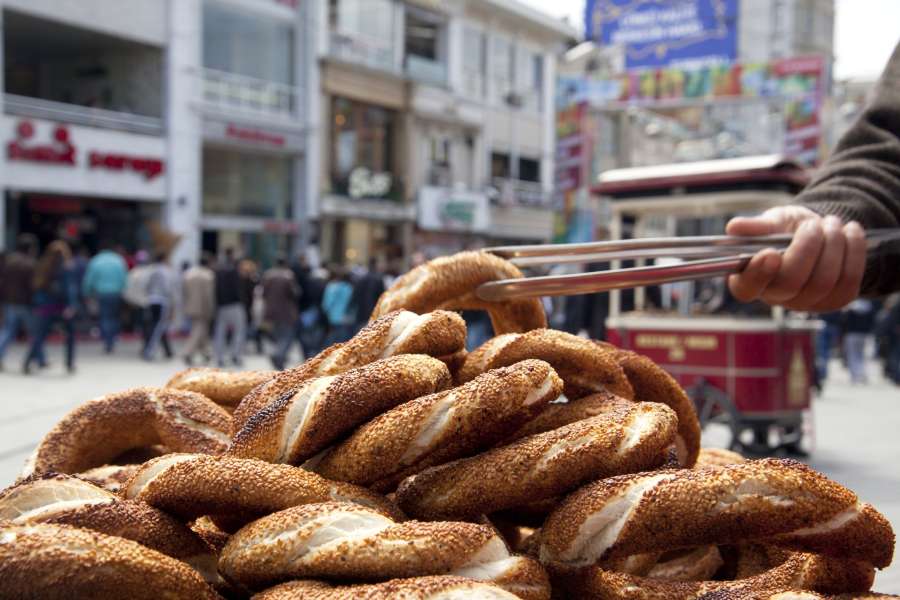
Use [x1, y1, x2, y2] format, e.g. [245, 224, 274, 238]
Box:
[0, 234, 395, 373]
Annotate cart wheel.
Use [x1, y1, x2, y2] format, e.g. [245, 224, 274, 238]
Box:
[687, 379, 741, 450]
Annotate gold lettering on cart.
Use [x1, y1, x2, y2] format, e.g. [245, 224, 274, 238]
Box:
[635, 334, 718, 362]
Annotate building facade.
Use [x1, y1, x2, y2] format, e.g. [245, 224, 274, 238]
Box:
[0, 0, 317, 269]
[314, 0, 575, 267]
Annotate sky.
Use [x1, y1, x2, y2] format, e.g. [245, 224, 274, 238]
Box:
[519, 0, 900, 79]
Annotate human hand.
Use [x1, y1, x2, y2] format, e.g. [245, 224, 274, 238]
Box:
[725, 205, 866, 311]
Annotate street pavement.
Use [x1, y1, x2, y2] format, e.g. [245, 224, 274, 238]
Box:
[0, 339, 898, 592]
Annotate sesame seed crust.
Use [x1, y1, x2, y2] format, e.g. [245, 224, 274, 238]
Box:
[229, 354, 452, 465]
[232, 310, 466, 429]
[251, 575, 521, 600]
[124, 454, 403, 526]
[459, 329, 635, 400]
[0, 521, 222, 599]
[394, 401, 678, 520]
[314, 360, 563, 490]
[540, 459, 894, 568]
[24, 387, 232, 477]
[370, 251, 547, 335]
[166, 368, 277, 407]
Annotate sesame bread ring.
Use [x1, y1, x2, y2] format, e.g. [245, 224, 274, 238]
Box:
[252, 576, 522, 600]
[696, 447, 747, 469]
[314, 360, 563, 490]
[229, 355, 452, 465]
[601, 345, 702, 467]
[0, 522, 222, 600]
[644, 546, 724, 582]
[509, 391, 633, 441]
[371, 251, 547, 335]
[124, 454, 403, 526]
[0, 473, 214, 570]
[233, 310, 466, 429]
[166, 368, 276, 407]
[394, 401, 678, 520]
[557, 551, 875, 600]
[540, 458, 895, 568]
[459, 329, 634, 400]
[219, 501, 550, 599]
[76, 463, 141, 493]
[22, 387, 231, 477]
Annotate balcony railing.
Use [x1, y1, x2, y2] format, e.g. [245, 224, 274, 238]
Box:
[3, 93, 164, 136]
[329, 31, 397, 73]
[491, 177, 550, 207]
[405, 55, 447, 87]
[197, 68, 302, 120]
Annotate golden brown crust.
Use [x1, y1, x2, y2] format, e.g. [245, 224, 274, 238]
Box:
[394, 401, 678, 520]
[232, 310, 466, 429]
[556, 552, 874, 599]
[315, 360, 563, 490]
[696, 447, 747, 469]
[540, 459, 894, 568]
[123, 454, 402, 526]
[509, 392, 634, 441]
[75, 463, 141, 493]
[645, 546, 724, 582]
[605, 347, 702, 467]
[371, 251, 547, 335]
[460, 330, 634, 400]
[190, 516, 231, 554]
[252, 576, 522, 600]
[23, 388, 231, 476]
[229, 355, 452, 465]
[166, 368, 276, 406]
[220, 501, 548, 598]
[0, 522, 222, 600]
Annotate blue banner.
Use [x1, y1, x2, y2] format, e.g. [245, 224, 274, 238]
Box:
[585, 0, 739, 70]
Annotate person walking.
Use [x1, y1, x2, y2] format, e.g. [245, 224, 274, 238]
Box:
[262, 255, 300, 370]
[123, 250, 153, 349]
[142, 253, 175, 361]
[293, 256, 326, 358]
[239, 258, 263, 354]
[180, 253, 216, 365]
[841, 299, 876, 384]
[213, 247, 246, 367]
[23, 241, 78, 374]
[81, 242, 127, 353]
[0, 234, 39, 370]
[352, 257, 385, 331]
[321, 267, 355, 346]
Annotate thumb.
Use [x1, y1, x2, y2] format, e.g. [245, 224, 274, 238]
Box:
[726, 214, 786, 237]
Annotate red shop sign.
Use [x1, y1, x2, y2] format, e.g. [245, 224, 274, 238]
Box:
[226, 124, 285, 147]
[88, 151, 165, 180]
[7, 120, 76, 166]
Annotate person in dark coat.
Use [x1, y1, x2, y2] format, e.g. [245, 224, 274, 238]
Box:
[262, 255, 300, 370]
[23, 240, 78, 374]
[353, 258, 385, 330]
[0, 234, 40, 369]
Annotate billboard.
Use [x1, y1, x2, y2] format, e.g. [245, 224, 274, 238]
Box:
[585, 0, 739, 70]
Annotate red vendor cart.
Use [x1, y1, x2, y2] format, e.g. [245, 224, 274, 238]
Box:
[594, 155, 819, 456]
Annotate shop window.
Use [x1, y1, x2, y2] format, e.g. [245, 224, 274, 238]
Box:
[203, 2, 294, 85]
[329, 0, 396, 70]
[518, 157, 540, 183]
[491, 151, 511, 179]
[330, 97, 399, 200]
[202, 148, 293, 219]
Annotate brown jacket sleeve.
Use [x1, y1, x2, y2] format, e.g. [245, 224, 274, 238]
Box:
[798, 41, 900, 296]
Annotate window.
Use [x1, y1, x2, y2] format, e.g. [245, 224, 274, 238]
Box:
[491, 151, 511, 179]
[532, 53, 544, 111]
[428, 135, 452, 186]
[203, 2, 294, 84]
[330, 97, 398, 199]
[491, 36, 514, 102]
[518, 157, 540, 183]
[405, 7, 441, 61]
[202, 148, 293, 219]
[329, 0, 395, 70]
[463, 27, 486, 97]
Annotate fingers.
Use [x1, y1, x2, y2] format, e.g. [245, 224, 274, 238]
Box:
[728, 249, 782, 302]
[808, 222, 867, 312]
[760, 219, 826, 304]
[725, 214, 784, 237]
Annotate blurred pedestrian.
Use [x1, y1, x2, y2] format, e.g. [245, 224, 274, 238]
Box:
[239, 258, 263, 354]
[262, 255, 300, 370]
[293, 256, 326, 357]
[123, 250, 153, 346]
[142, 252, 175, 361]
[814, 311, 842, 385]
[213, 247, 246, 367]
[841, 299, 876, 384]
[877, 295, 900, 384]
[23, 241, 78, 374]
[82, 242, 127, 353]
[353, 257, 385, 330]
[181, 253, 216, 366]
[0, 234, 40, 370]
[321, 267, 355, 346]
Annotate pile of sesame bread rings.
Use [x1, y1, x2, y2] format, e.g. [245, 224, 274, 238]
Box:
[1, 251, 895, 600]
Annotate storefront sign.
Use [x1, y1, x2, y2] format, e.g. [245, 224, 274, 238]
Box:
[88, 151, 164, 180]
[7, 120, 75, 166]
[225, 124, 285, 147]
[348, 167, 393, 199]
[417, 186, 489, 233]
[202, 118, 305, 152]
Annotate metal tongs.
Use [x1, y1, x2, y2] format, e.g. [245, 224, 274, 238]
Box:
[476, 229, 900, 301]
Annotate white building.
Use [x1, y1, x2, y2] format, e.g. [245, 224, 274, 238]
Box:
[313, 0, 576, 266]
[0, 0, 316, 268]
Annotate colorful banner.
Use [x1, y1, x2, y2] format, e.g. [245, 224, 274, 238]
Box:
[586, 0, 739, 70]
